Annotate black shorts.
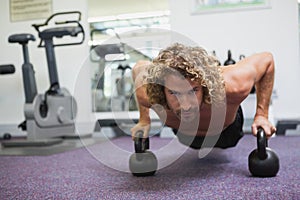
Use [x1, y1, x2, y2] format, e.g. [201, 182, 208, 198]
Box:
[173, 106, 244, 149]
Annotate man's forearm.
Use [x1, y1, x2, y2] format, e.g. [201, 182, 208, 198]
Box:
[138, 104, 151, 124]
[255, 55, 275, 118]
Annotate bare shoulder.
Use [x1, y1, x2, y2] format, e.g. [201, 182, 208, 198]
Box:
[243, 52, 274, 64]
[132, 60, 151, 78]
[134, 60, 152, 67]
[133, 60, 152, 70]
[222, 52, 274, 103]
[221, 53, 264, 102]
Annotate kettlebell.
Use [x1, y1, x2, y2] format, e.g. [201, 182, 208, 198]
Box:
[224, 50, 236, 66]
[248, 128, 280, 177]
[212, 50, 221, 66]
[3, 133, 11, 140]
[129, 131, 158, 177]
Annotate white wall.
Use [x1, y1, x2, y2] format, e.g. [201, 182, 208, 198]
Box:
[0, 0, 92, 133]
[169, 0, 300, 120]
[88, 0, 169, 17]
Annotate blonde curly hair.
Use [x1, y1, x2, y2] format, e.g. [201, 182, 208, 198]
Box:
[146, 43, 225, 108]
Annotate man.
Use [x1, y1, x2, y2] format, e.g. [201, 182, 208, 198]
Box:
[131, 43, 276, 149]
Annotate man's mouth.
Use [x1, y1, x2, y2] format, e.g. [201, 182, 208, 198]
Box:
[178, 109, 199, 120]
[181, 111, 194, 118]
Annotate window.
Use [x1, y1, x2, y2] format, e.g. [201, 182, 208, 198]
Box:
[88, 11, 170, 112]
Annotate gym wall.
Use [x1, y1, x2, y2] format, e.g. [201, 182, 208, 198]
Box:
[169, 0, 300, 120]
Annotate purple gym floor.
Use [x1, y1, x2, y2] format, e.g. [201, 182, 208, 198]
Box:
[0, 134, 299, 199]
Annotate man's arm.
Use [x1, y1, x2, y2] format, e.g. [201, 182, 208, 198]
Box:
[224, 52, 276, 137]
[131, 60, 152, 139]
[251, 53, 276, 137]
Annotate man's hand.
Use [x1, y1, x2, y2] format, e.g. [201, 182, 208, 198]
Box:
[130, 122, 151, 140]
[251, 115, 276, 138]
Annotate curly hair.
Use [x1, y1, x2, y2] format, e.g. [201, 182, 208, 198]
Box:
[146, 43, 225, 108]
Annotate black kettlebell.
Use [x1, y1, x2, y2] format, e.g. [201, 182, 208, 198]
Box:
[248, 128, 280, 177]
[212, 50, 221, 66]
[3, 133, 11, 140]
[224, 50, 236, 66]
[129, 131, 158, 177]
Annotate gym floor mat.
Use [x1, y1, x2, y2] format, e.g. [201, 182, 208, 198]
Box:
[0, 134, 299, 199]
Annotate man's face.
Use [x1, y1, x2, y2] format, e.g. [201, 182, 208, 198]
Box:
[164, 74, 203, 122]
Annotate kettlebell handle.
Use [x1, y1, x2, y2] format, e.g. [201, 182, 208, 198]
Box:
[134, 131, 149, 153]
[257, 128, 268, 160]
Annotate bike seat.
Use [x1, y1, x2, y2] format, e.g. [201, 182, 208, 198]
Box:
[8, 33, 36, 44]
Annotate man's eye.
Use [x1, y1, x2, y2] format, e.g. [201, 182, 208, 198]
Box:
[170, 91, 179, 96]
[188, 88, 198, 94]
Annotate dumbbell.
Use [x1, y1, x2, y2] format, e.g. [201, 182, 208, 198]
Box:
[129, 131, 158, 177]
[248, 128, 280, 177]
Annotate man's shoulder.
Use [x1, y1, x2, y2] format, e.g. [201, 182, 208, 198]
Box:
[224, 83, 249, 105]
[222, 65, 253, 104]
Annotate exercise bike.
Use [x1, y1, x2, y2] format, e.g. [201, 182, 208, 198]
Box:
[0, 64, 15, 140]
[3, 11, 85, 146]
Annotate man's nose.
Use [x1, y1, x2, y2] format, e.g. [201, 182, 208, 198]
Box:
[179, 95, 192, 111]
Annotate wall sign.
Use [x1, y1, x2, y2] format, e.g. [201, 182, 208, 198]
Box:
[10, 0, 52, 22]
[191, 0, 271, 15]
